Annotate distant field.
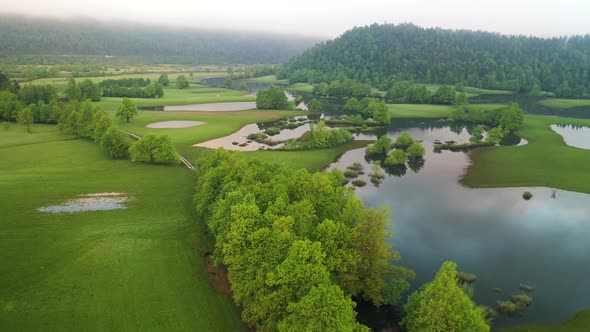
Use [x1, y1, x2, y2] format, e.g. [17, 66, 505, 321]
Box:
[463, 115, 590, 194]
[424, 84, 513, 97]
[287, 83, 314, 93]
[537, 98, 590, 109]
[498, 310, 590, 332]
[387, 103, 506, 118]
[0, 125, 244, 331]
[244, 75, 288, 84]
[97, 84, 255, 110]
[30, 71, 228, 89]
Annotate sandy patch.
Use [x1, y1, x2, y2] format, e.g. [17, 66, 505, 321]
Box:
[147, 121, 205, 128]
[38, 193, 131, 213]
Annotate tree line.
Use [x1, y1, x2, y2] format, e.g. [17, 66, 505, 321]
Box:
[287, 23, 590, 98]
[0, 14, 317, 65]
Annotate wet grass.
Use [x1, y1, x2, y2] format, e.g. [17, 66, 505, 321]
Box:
[244, 75, 288, 84]
[462, 115, 590, 194]
[0, 126, 244, 331]
[537, 98, 590, 109]
[497, 310, 590, 332]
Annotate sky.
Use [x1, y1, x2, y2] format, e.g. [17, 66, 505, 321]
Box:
[2, 0, 589, 39]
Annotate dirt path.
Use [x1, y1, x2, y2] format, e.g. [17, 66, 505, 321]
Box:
[121, 131, 196, 171]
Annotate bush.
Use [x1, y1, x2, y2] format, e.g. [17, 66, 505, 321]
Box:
[101, 126, 131, 159]
[384, 149, 408, 166]
[519, 284, 536, 292]
[129, 134, 180, 164]
[496, 295, 533, 316]
[344, 170, 359, 178]
[264, 127, 281, 136]
[522, 191, 533, 200]
[351, 179, 367, 187]
[394, 132, 414, 148]
[457, 272, 477, 284]
[366, 135, 393, 156]
[407, 142, 426, 158]
[347, 163, 363, 172]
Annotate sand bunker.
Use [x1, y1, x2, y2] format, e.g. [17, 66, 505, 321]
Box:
[38, 193, 131, 213]
[147, 121, 205, 128]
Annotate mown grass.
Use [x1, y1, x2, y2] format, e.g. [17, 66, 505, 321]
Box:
[0, 126, 244, 331]
[537, 98, 590, 109]
[97, 84, 255, 110]
[497, 310, 590, 332]
[387, 103, 506, 118]
[462, 115, 590, 194]
[424, 84, 513, 96]
[286, 83, 314, 93]
[244, 140, 372, 172]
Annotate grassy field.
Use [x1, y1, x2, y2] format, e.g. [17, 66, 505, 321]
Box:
[244, 75, 288, 84]
[0, 125, 244, 331]
[462, 115, 590, 194]
[537, 98, 590, 109]
[498, 310, 590, 332]
[423, 84, 513, 97]
[388, 103, 506, 118]
[97, 84, 255, 110]
[245, 140, 372, 172]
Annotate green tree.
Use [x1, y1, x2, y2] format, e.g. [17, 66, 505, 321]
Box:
[499, 103, 524, 132]
[371, 100, 391, 125]
[394, 132, 414, 147]
[470, 125, 485, 143]
[116, 98, 138, 123]
[224, 77, 233, 89]
[17, 107, 34, 133]
[278, 284, 364, 332]
[158, 73, 169, 86]
[93, 114, 112, 142]
[402, 261, 490, 332]
[256, 86, 289, 110]
[64, 77, 82, 101]
[0, 91, 24, 122]
[486, 126, 504, 144]
[384, 149, 408, 166]
[78, 79, 101, 101]
[454, 92, 469, 106]
[407, 141, 426, 158]
[101, 126, 131, 159]
[176, 75, 189, 89]
[403, 85, 431, 104]
[432, 85, 456, 104]
[76, 100, 96, 137]
[129, 134, 180, 164]
[366, 135, 393, 155]
[529, 84, 542, 96]
[307, 98, 322, 112]
[239, 81, 248, 90]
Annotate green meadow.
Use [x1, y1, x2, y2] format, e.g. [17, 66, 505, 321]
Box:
[388, 103, 506, 118]
[0, 125, 244, 331]
[244, 74, 288, 84]
[537, 98, 590, 109]
[463, 115, 590, 194]
[498, 310, 590, 332]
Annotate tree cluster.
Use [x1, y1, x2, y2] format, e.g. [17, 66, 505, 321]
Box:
[451, 103, 524, 132]
[256, 86, 290, 110]
[287, 23, 590, 97]
[129, 134, 179, 164]
[193, 149, 414, 331]
[284, 121, 353, 150]
[100, 78, 164, 98]
[343, 98, 391, 124]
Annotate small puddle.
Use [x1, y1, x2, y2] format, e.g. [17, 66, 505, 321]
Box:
[37, 193, 131, 213]
[551, 124, 590, 150]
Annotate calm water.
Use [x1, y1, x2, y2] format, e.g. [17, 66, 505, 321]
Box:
[551, 124, 590, 150]
[328, 120, 590, 330]
[471, 94, 590, 118]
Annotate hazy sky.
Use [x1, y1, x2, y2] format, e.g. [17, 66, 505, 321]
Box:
[2, 0, 590, 38]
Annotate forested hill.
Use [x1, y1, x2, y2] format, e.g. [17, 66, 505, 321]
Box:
[0, 14, 319, 64]
[286, 23, 590, 97]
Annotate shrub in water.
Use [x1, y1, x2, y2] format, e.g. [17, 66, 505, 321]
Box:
[394, 132, 414, 148]
[352, 179, 367, 187]
[522, 191, 533, 200]
[384, 149, 408, 166]
[344, 170, 359, 178]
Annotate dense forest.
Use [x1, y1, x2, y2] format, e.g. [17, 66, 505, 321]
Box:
[287, 23, 590, 97]
[0, 14, 318, 65]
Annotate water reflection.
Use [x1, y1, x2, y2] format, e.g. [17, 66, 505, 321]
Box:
[328, 122, 590, 329]
[551, 124, 590, 150]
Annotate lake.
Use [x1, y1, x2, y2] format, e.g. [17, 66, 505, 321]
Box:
[328, 119, 590, 330]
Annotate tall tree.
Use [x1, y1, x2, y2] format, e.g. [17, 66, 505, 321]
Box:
[17, 107, 34, 133]
[402, 261, 490, 332]
[116, 98, 138, 123]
